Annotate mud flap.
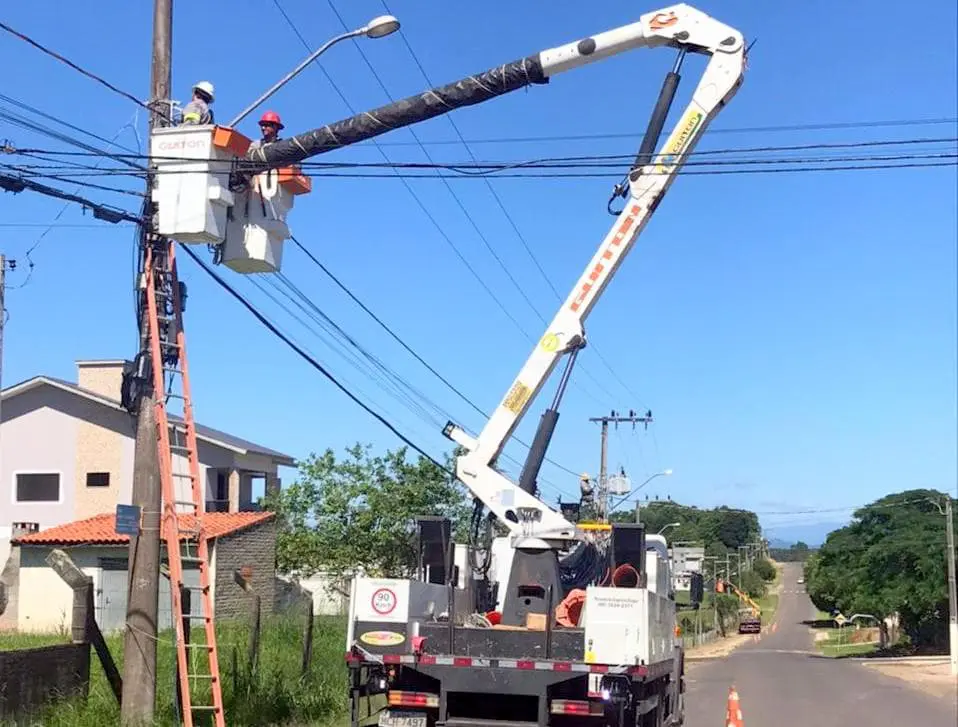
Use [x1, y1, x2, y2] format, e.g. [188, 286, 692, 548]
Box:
[668, 647, 685, 725]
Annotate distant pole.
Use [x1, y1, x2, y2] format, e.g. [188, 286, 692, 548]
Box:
[945, 497, 957, 676]
[598, 418, 609, 519]
[122, 0, 171, 721]
[589, 409, 653, 520]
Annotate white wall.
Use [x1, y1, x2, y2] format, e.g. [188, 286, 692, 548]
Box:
[295, 573, 352, 616]
[16, 546, 118, 633]
[1, 390, 78, 539]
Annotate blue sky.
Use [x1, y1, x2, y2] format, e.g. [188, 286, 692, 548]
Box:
[2, 0, 956, 537]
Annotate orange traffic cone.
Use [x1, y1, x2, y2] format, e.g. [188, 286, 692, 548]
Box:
[726, 686, 744, 727]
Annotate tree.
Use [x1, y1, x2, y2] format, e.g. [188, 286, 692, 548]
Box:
[265, 444, 471, 579]
[804, 489, 954, 650]
[751, 556, 776, 582]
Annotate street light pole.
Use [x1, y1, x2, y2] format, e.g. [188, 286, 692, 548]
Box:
[945, 497, 957, 676]
[227, 15, 400, 128]
[600, 469, 671, 523]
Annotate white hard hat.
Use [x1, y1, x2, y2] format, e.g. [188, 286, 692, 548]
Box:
[193, 81, 215, 101]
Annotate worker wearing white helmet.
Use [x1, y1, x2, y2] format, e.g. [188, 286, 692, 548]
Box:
[180, 81, 215, 125]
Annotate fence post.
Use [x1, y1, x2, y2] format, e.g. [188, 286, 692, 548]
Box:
[301, 598, 315, 677]
[46, 549, 123, 705]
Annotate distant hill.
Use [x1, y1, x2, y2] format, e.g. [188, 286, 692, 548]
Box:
[763, 521, 846, 548]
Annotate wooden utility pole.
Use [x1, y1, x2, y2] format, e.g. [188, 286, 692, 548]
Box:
[589, 409, 652, 520]
[121, 0, 171, 721]
[945, 497, 957, 676]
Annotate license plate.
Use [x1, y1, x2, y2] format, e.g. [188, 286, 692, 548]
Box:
[379, 710, 427, 727]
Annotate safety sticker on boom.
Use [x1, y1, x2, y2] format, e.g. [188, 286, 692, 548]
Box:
[503, 382, 532, 414]
[655, 108, 703, 172]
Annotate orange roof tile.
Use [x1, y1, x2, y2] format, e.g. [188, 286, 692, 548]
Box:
[14, 511, 274, 546]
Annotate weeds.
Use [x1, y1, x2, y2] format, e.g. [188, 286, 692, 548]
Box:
[2, 615, 349, 726]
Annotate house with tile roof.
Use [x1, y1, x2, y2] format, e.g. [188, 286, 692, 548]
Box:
[0, 359, 295, 569]
[1, 512, 277, 632]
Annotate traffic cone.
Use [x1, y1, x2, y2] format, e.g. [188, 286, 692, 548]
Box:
[726, 686, 744, 727]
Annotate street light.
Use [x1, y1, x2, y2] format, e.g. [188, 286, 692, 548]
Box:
[228, 15, 401, 128]
[657, 522, 681, 536]
[607, 468, 673, 515]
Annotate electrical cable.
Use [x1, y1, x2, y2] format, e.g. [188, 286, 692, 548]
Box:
[361, 116, 958, 147]
[377, 0, 647, 409]
[288, 235, 584, 480]
[12, 135, 956, 170]
[269, 0, 565, 354]
[0, 21, 154, 115]
[176, 242, 455, 474]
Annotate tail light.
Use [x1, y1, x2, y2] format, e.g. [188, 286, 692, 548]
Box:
[388, 691, 439, 708]
[550, 700, 602, 716]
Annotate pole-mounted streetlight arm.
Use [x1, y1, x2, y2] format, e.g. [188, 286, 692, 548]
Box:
[227, 15, 400, 128]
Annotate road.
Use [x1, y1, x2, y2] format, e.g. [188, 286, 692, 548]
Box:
[682, 562, 957, 726]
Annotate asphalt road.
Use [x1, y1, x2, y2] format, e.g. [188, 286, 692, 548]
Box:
[682, 562, 958, 726]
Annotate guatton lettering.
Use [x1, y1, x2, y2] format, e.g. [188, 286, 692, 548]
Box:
[570, 205, 641, 312]
[157, 139, 209, 151]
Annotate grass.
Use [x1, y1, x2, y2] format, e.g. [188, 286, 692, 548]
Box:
[815, 627, 881, 658]
[1, 614, 351, 726]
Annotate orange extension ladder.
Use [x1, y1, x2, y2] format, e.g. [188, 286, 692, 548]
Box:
[143, 237, 225, 726]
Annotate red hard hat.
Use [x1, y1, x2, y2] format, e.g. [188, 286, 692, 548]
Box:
[259, 111, 284, 129]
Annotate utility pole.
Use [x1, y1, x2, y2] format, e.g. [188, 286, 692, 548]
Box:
[121, 0, 171, 722]
[589, 409, 652, 520]
[0, 255, 6, 431]
[945, 497, 957, 677]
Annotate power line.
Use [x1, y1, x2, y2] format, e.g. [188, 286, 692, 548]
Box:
[288, 235, 582, 479]
[177, 243, 455, 476]
[14, 135, 956, 169]
[18, 159, 952, 180]
[0, 21, 153, 115]
[360, 116, 958, 147]
[378, 0, 647, 409]
[0, 171, 141, 224]
[323, 0, 560, 337]
[270, 0, 533, 338]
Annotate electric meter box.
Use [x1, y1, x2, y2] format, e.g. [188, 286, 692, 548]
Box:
[149, 125, 311, 273]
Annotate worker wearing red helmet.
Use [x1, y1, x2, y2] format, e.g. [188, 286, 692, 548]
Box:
[250, 111, 284, 150]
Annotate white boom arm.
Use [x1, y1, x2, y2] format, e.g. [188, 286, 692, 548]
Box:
[444, 4, 745, 544]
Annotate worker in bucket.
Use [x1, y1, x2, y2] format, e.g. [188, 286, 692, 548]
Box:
[250, 111, 284, 150]
[180, 81, 215, 125]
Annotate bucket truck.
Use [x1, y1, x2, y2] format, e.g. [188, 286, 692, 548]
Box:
[335, 6, 744, 727]
[149, 4, 745, 726]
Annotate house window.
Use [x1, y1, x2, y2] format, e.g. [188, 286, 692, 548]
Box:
[87, 472, 111, 487]
[14, 473, 61, 503]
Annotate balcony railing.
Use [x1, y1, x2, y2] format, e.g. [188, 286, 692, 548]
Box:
[205, 499, 230, 513]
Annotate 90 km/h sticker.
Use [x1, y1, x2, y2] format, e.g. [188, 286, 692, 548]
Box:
[371, 587, 397, 615]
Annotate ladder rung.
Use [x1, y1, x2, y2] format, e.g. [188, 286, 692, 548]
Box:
[186, 643, 214, 650]
[187, 673, 217, 680]
[172, 472, 195, 478]
[173, 500, 198, 508]
[163, 366, 182, 374]
[180, 556, 204, 564]
[185, 613, 212, 620]
[170, 444, 191, 452]
[166, 392, 185, 400]
[160, 340, 179, 348]
[190, 706, 221, 712]
[183, 584, 210, 592]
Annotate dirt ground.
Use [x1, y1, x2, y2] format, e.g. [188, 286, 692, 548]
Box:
[863, 661, 958, 700]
